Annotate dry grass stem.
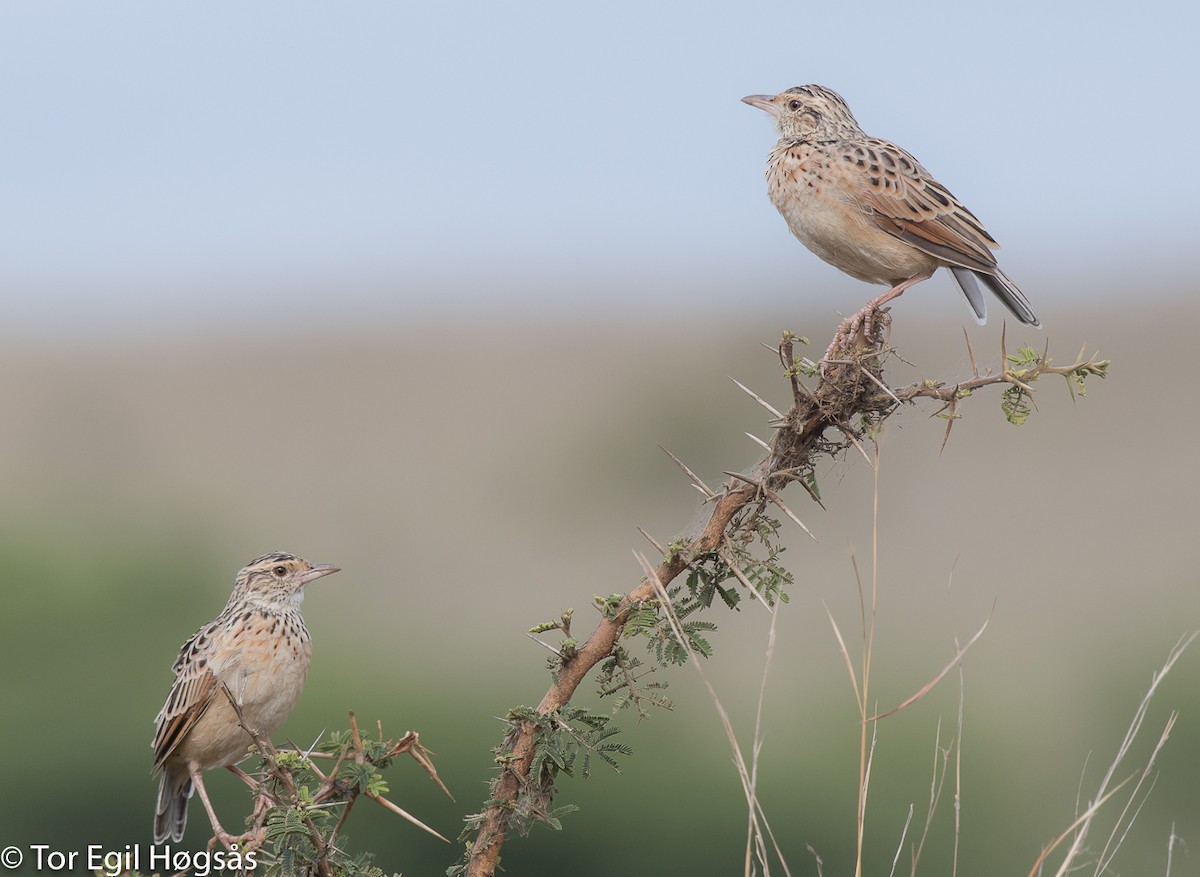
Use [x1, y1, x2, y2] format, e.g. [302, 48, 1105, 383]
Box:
[635, 551, 792, 877]
[868, 610, 991, 722]
[1027, 631, 1197, 877]
[888, 805, 915, 877]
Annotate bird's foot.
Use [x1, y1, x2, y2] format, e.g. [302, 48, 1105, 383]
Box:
[205, 827, 240, 851]
[862, 303, 892, 341]
[206, 825, 267, 853]
[822, 303, 891, 371]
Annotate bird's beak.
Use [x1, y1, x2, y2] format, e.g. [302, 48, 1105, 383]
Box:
[741, 94, 779, 116]
[298, 563, 340, 585]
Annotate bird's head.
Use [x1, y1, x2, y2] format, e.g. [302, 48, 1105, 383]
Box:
[742, 85, 863, 142]
[234, 551, 339, 609]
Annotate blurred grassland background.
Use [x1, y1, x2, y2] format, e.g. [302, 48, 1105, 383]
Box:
[2, 1, 1199, 875]
[2, 306, 1197, 875]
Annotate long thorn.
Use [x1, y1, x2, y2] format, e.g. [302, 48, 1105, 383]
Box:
[857, 365, 902, 406]
[731, 377, 784, 418]
[836, 423, 874, 467]
[367, 791, 451, 843]
[963, 326, 980, 378]
[760, 484, 817, 541]
[659, 445, 716, 498]
[717, 544, 774, 613]
[637, 526, 666, 556]
[526, 633, 563, 657]
[939, 397, 958, 454]
[745, 432, 773, 452]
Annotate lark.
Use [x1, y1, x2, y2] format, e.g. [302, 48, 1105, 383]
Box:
[743, 85, 1038, 356]
[152, 552, 339, 845]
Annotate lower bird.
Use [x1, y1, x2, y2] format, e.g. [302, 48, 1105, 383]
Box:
[742, 85, 1038, 356]
[152, 551, 339, 845]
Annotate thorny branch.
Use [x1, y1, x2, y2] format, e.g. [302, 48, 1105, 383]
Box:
[215, 693, 451, 876]
[461, 311, 1108, 877]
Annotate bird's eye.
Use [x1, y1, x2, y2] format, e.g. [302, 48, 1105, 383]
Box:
[787, 99, 802, 111]
[273, 566, 287, 577]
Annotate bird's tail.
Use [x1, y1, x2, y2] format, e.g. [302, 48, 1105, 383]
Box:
[154, 767, 192, 844]
[948, 267, 988, 325]
[951, 266, 1040, 327]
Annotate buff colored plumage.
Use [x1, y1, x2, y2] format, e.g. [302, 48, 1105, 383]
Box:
[152, 552, 338, 845]
[743, 85, 1038, 339]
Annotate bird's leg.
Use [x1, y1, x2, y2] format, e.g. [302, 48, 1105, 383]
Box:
[186, 765, 272, 851]
[863, 268, 933, 335]
[190, 769, 240, 849]
[824, 270, 935, 365]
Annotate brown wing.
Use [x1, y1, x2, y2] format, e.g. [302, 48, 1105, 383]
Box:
[151, 625, 220, 771]
[839, 137, 1001, 273]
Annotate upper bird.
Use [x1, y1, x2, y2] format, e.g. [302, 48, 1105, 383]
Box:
[742, 85, 1038, 333]
[152, 551, 339, 846]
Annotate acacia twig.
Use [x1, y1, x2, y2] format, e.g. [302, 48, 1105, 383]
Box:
[216, 696, 451, 875]
[461, 311, 1106, 877]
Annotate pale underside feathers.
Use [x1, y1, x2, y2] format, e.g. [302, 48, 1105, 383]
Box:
[744, 85, 1039, 328]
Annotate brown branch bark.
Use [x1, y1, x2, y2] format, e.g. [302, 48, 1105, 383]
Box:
[462, 320, 1107, 877]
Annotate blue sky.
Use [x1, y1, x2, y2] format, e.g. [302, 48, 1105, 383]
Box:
[3, 1, 1195, 336]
